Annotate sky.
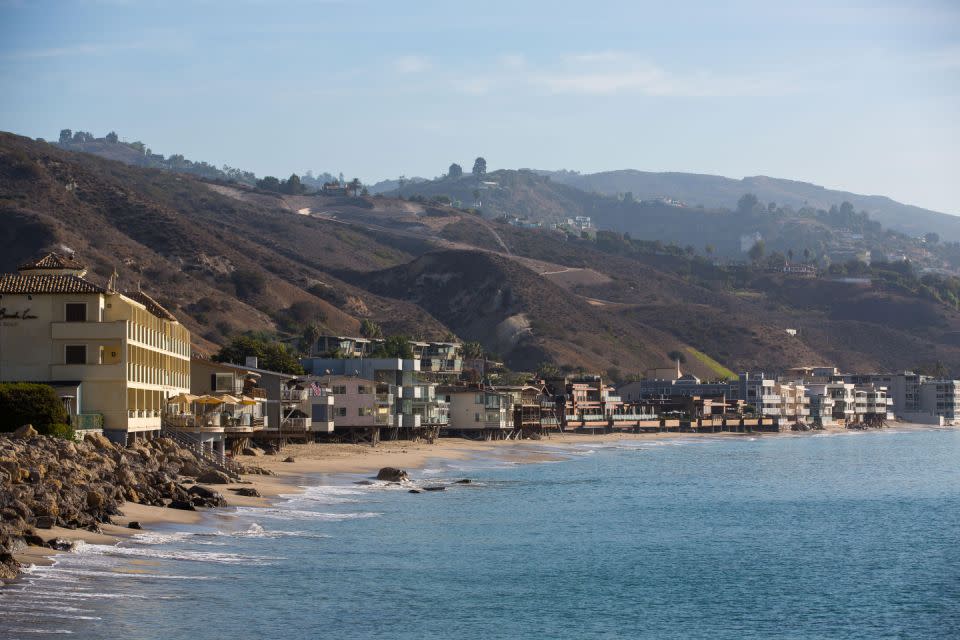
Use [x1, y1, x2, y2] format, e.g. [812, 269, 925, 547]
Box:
[1, 0, 959, 214]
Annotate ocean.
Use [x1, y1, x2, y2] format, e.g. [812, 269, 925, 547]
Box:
[2, 428, 958, 639]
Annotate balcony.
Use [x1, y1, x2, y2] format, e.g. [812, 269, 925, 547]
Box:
[52, 321, 125, 341]
[375, 393, 394, 405]
[400, 386, 424, 400]
[281, 389, 308, 402]
[277, 417, 310, 431]
[52, 362, 125, 381]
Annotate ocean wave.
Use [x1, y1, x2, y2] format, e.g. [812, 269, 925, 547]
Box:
[3, 629, 73, 635]
[230, 506, 382, 521]
[281, 484, 365, 505]
[71, 540, 281, 565]
[36, 567, 214, 580]
[0, 610, 102, 621]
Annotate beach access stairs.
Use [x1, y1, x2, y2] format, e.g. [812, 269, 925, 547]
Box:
[160, 427, 244, 481]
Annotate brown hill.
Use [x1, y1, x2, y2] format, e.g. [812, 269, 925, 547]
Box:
[2, 132, 959, 378]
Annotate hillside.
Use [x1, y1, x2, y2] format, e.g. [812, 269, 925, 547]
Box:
[0, 133, 450, 352]
[3, 131, 960, 378]
[540, 169, 960, 242]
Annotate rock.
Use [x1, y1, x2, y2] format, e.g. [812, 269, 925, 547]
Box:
[23, 533, 45, 547]
[354, 480, 374, 485]
[376, 467, 409, 482]
[187, 485, 226, 507]
[241, 447, 262, 457]
[168, 500, 196, 511]
[127, 521, 143, 530]
[181, 478, 194, 484]
[423, 486, 446, 492]
[282, 456, 295, 463]
[230, 487, 261, 497]
[86, 490, 105, 510]
[12, 424, 38, 438]
[408, 489, 422, 494]
[196, 470, 232, 484]
[455, 479, 472, 484]
[34, 516, 54, 529]
[47, 538, 74, 551]
[84, 432, 113, 449]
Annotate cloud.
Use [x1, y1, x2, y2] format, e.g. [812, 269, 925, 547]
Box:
[392, 55, 431, 74]
[451, 51, 795, 98]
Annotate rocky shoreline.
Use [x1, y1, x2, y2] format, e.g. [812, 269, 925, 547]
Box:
[0, 431, 271, 582]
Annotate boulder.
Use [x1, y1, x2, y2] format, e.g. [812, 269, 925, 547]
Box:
[23, 533, 45, 547]
[230, 487, 261, 497]
[168, 499, 196, 511]
[196, 470, 232, 484]
[376, 467, 409, 482]
[127, 521, 143, 530]
[408, 489, 422, 494]
[47, 538, 74, 551]
[34, 515, 54, 529]
[12, 424, 38, 438]
[423, 486, 446, 492]
[84, 432, 113, 449]
[455, 479, 472, 484]
[282, 456, 295, 463]
[241, 447, 262, 457]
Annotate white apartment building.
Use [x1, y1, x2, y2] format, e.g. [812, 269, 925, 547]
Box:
[0, 254, 190, 443]
[442, 387, 510, 434]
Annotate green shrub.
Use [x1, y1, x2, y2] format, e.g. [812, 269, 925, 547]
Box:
[0, 383, 68, 433]
[47, 423, 75, 440]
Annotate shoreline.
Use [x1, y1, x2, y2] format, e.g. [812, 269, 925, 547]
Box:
[9, 423, 943, 576]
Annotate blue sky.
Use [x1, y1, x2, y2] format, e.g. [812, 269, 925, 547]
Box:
[2, 0, 958, 213]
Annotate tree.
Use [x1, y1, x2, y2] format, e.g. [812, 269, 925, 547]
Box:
[803, 247, 811, 262]
[472, 157, 487, 178]
[301, 323, 322, 354]
[462, 341, 483, 359]
[704, 244, 715, 255]
[359, 319, 383, 339]
[737, 193, 759, 215]
[925, 232, 941, 245]
[348, 178, 362, 196]
[281, 173, 304, 195]
[448, 163, 463, 179]
[748, 239, 766, 264]
[623, 191, 635, 203]
[59, 129, 72, 144]
[105, 131, 119, 143]
[257, 176, 281, 192]
[667, 350, 687, 364]
[214, 334, 305, 375]
[371, 335, 413, 359]
[0, 383, 70, 436]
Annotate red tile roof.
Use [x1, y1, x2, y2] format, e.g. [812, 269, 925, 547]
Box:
[0, 274, 106, 294]
[123, 290, 178, 322]
[18, 252, 86, 271]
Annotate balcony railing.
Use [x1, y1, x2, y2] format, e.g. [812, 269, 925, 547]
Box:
[74, 413, 104, 430]
[278, 417, 310, 431]
[281, 389, 308, 402]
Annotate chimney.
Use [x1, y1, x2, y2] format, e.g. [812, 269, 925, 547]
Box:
[245, 356, 259, 369]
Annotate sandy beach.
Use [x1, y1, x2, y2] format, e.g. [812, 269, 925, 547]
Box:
[9, 424, 888, 571]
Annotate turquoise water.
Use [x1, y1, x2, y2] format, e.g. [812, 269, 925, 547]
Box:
[2, 428, 959, 639]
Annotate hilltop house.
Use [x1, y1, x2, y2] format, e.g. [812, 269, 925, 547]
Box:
[0, 253, 190, 444]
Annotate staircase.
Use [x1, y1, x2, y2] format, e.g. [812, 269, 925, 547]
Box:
[160, 425, 243, 481]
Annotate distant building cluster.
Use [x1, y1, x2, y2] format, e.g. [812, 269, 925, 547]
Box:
[2, 253, 958, 465]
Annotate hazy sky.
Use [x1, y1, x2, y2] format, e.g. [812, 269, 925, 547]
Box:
[2, 0, 958, 213]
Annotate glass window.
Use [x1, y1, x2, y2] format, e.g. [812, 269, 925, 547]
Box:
[335, 407, 347, 417]
[332, 385, 347, 395]
[65, 303, 87, 322]
[65, 345, 86, 365]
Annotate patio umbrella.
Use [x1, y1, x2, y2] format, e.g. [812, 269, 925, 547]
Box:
[168, 392, 198, 406]
[239, 396, 258, 405]
[217, 394, 241, 405]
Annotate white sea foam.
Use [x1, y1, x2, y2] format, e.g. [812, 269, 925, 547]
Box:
[4, 629, 73, 635]
[71, 540, 281, 565]
[230, 506, 381, 521]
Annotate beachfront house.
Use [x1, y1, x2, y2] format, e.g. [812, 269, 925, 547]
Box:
[441, 385, 511, 438]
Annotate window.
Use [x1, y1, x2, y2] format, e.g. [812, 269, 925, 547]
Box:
[332, 385, 347, 395]
[335, 407, 347, 417]
[65, 303, 87, 322]
[358, 407, 372, 416]
[65, 345, 87, 365]
[357, 385, 370, 394]
[475, 412, 480, 422]
[213, 373, 234, 392]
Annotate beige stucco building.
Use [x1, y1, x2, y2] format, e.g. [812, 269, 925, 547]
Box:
[0, 253, 190, 443]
